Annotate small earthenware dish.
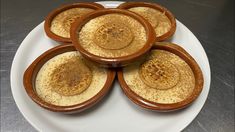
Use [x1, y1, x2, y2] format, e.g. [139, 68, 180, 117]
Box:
[117, 42, 204, 112]
[71, 8, 156, 68]
[23, 44, 115, 113]
[44, 2, 104, 43]
[118, 2, 176, 41]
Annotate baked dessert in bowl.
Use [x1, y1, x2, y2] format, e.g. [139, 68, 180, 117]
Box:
[23, 44, 115, 113]
[71, 9, 156, 67]
[117, 42, 203, 111]
[44, 3, 104, 43]
[118, 2, 176, 41]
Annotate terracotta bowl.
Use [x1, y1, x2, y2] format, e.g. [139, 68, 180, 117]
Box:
[117, 42, 204, 112]
[23, 44, 116, 113]
[118, 2, 176, 42]
[44, 2, 104, 43]
[71, 8, 156, 68]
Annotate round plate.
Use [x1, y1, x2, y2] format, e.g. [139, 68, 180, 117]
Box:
[11, 1, 211, 132]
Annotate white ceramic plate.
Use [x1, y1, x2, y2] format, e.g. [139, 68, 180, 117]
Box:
[11, 1, 211, 132]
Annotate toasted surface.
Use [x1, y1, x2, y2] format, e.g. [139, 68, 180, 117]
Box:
[35, 51, 107, 106]
[50, 8, 95, 38]
[128, 7, 171, 37]
[78, 13, 147, 58]
[123, 49, 195, 104]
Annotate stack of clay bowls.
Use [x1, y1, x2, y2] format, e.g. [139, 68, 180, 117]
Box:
[23, 2, 203, 113]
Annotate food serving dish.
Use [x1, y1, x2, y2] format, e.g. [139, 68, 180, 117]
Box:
[71, 8, 156, 67]
[118, 42, 204, 111]
[23, 44, 115, 113]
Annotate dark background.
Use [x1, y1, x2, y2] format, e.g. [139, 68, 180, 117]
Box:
[1, 0, 234, 131]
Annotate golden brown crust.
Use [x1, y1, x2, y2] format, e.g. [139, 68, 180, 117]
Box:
[44, 3, 104, 43]
[93, 22, 134, 50]
[49, 56, 92, 96]
[139, 57, 180, 90]
[118, 2, 176, 42]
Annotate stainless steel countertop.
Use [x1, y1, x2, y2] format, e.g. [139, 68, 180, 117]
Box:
[1, 0, 234, 131]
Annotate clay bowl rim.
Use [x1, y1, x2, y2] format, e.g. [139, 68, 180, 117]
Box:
[23, 44, 116, 113]
[44, 2, 104, 43]
[117, 2, 176, 42]
[70, 8, 156, 67]
[117, 42, 204, 112]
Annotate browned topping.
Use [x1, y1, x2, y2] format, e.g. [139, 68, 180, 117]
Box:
[131, 8, 159, 28]
[50, 8, 95, 38]
[123, 49, 195, 104]
[49, 56, 92, 96]
[35, 51, 108, 106]
[78, 13, 147, 58]
[139, 58, 179, 90]
[63, 15, 82, 30]
[93, 22, 134, 50]
[129, 7, 171, 37]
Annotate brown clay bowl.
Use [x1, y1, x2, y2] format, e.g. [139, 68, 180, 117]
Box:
[44, 2, 104, 43]
[23, 44, 116, 113]
[70, 8, 156, 68]
[118, 2, 176, 42]
[117, 42, 204, 112]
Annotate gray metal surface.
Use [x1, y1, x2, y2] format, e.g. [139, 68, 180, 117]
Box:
[1, 0, 234, 131]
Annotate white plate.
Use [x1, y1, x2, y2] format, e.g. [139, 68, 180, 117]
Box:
[11, 1, 211, 132]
